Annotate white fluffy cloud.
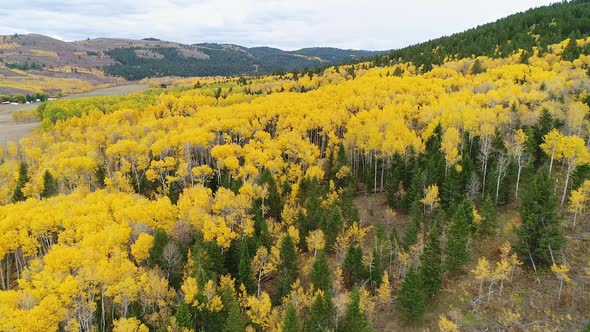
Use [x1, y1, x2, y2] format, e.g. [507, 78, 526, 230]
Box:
[0, 0, 556, 50]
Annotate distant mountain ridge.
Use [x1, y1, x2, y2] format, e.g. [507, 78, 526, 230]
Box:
[0, 34, 385, 80]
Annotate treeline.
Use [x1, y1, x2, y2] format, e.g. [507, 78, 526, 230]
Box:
[1, 92, 48, 104]
[5, 62, 43, 71]
[369, 0, 590, 70]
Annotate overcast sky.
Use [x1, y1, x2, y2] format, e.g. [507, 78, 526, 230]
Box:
[0, 0, 557, 50]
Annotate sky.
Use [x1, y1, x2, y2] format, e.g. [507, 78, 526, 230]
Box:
[0, 0, 557, 50]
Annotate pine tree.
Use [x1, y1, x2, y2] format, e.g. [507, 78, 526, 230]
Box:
[420, 231, 442, 299]
[310, 251, 332, 294]
[516, 167, 564, 266]
[223, 294, 247, 332]
[237, 241, 256, 293]
[470, 59, 485, 75]
[338, 288, 372, 332]
[479, 196, 498, 235]
[11, 162, 29, 202]
[445, 199, 473, 271]
[175, 302, 193, 330]
[322, 205, 343, 249]
[342, 243, 364, 287]
[562, 37, 580, 62]
[370, 247, 385, 288]
[41, 169, 58, 198]
[282, 302, 301, 332]
[533, 109, 554, 167]
[304, 291, 334, 332]
[402, 212, 420, 250]
[278, 235, 299, 298]
[441, 165, 463, 211]
[260, 169, 282, 221]
[397, 267, 425, 323]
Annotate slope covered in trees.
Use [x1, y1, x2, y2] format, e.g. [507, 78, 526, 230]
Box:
[103, 45, 383, 80]
[0, 27, 590, 332]
[371, 0, 590, 71]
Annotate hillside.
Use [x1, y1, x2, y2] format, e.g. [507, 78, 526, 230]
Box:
[1, 1, 590, 332]
[0, 34, 384, 82]
[1, 31, 590, 331]
[370, 0, 590, 70]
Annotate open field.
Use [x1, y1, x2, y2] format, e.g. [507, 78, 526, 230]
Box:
[0, 83, 150, 145]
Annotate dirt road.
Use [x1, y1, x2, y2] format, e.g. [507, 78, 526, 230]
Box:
[0, 83, 149, 145]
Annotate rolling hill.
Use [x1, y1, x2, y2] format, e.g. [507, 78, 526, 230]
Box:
[368, 0, 590, 70]
[0, 34, 385, 81]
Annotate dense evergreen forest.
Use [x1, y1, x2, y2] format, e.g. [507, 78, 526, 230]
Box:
[104, 46, 382, 80]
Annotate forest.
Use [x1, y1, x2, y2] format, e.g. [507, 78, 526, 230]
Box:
[104, 47, 382, 80]
[371, 0, 590, 71]
[1, 3, 590, 331]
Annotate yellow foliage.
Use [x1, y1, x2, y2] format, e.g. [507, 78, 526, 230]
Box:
[113, 317, 149, 332]
[130, 233, 154, 263]
[438, 315, 459, 332]
[246, 292, 272, 327]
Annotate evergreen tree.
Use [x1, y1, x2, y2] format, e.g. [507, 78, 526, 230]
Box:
[252, 201, 272, 248]
[397, 267, 425, 323]
[479, 196, 499, 235]
[342, 243, 364, 287]
[223, 294, 247, 332]
[562, 37, 581, 62]
[310, 251, 332, 294]
[11, 162, 29, 203]
[402, 213, 420, 250]
[445, 199, 473, 271]
[260, 169, 282, 221]
[516, 167, 564, 266]
[278, 235, 299, 298]
[149, 230, 168, 267]
[175, 302, 193, 330]
[470, 59, 485, 75]
[237, 241, 256, 294]
[40, 169, 58, 199]
[304, 291, 334, 332]
[192, 231, 225, 282]
[420, 231, 442, 299]
[322, 205, 343, 249]
[166, 180, 183, 204]
[533, 109, 554, 166]
[441, 165, 463, 211]
[370, 247, 385, 288]
[338, 288, 372, 332]
[282, 302, 301, 332]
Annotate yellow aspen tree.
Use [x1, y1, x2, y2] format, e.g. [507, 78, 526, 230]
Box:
[246, 292, 272, 328]
[540, 129, 563, 174]
[472, 257, 491, 299]
[551, 263, 571, 304]
[251, 247, 275, 296]
[479, 123, 495, 198]
[568, 179, 590, 228]
[506, 129, 528, 198]
[438, 315, 459, 332]
[130, 233, 154, 264]
[112, 317, 149, 332]
[494, 259, 511, 297]
[440, 127, 462, 172]
[420, 184, 440, 213]
[376, 271, 391, 305]
[306, 229, 326, 258]
[555, 135, 590, 206]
